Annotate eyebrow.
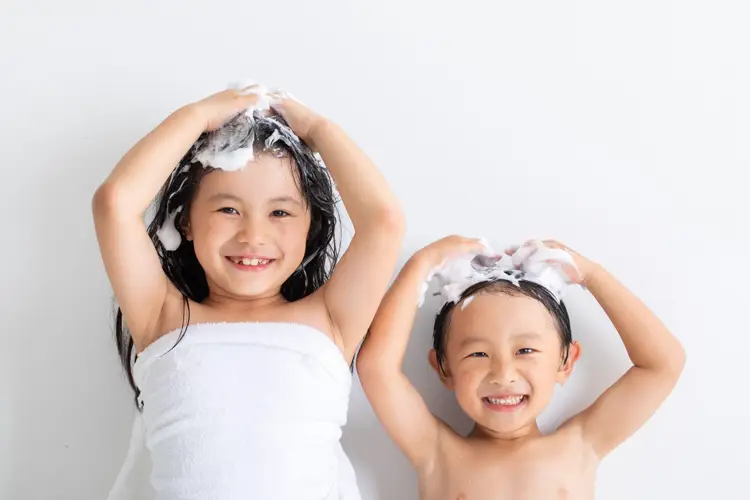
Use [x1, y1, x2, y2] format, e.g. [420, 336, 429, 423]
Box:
[458, 332, 542, 347]
[511, 332, 543, 340]
[458, 336, 490, 347]
[208, 193, 303, 206]
[268, 196, 303, 206]
[208, 192, 243, 203]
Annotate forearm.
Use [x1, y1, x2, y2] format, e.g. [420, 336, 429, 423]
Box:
[586, 265, 686, 374]
[309, 120, 402, 230]
[95, 105, 205, 216]
[358, 257, 432, 371]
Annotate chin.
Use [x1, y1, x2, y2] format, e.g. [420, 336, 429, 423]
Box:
[237, 281, 283, 297]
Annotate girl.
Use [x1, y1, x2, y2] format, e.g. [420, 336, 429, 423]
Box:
[94, 85, 404, 499]
[357, 236, 685, 499]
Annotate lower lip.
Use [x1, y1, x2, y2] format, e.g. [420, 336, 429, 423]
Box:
[482, 396, 527, 413]
[226, 257, 275, 272]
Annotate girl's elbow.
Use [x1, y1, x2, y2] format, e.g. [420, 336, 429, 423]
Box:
[92, 182, 118, 217]
[92, 181, 140, 219]
[378, 204, 406, 238]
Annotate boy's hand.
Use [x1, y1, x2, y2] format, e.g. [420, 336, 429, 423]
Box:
[506, 239, 600, 285]
[412, 235, 491, 272]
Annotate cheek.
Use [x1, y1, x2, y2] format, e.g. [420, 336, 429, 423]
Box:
[277, 218, 312, 253]
[522, 356, 560, 394]
[454, 363, 486, 393]
[192, 216, 234, 249]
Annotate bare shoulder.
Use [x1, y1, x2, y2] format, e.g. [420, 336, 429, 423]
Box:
[553, 418, 600, 466]
[305, 287, 349, 353]
[430, 420, 471, 475]
[280, 291, 339, 342]
[143, 290, 339, 353]
[419, 420, 466, 492]
[134, 284, 187, 352]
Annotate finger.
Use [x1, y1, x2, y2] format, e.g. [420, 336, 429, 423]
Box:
[504, 245, 520, 256]
[269, 98, 288, 119]
[442, 237, 487, 258]
[509, 243, 540, 269]
[560, 262, 582, 283]
[542, 259, 581, 283]
[542, 239, 566, 250]
[234, 83, 265, 96]
[462, 237, 492, 254]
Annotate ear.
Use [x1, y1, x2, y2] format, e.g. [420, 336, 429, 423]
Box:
[428, 349, 454, 390]
[556, 341, 582, 385]
[181, 217, 193, 241]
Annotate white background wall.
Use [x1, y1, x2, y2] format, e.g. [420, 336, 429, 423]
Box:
[2, 1, 748, 498]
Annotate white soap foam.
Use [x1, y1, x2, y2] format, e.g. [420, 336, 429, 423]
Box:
[460, 295, 475, 310]
[156, 207, 183, 251]
[418, 239, 580, 308]
[194, 146, 256, 172]
[194, 79, 290, 172]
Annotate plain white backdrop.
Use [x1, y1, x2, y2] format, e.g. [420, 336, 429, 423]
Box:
[1, 1, 748, 498]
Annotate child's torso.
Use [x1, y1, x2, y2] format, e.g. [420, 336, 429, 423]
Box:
[421, 428, 598, 500]
[133, 321, 359, 500]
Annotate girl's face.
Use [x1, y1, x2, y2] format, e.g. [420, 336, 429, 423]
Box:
[434, 293, 579, 438]
[187, 154, 312, 301]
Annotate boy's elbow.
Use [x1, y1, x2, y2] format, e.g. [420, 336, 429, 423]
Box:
[671, 342, 687, 377]
[355, 346, 374, 375]
[658, 340, 686, 380]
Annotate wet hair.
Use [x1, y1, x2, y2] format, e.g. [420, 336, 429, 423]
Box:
[114, 113, 339, 408]
[432, 279, 572, 375]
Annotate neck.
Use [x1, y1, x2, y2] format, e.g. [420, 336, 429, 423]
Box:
[468, 420, 542, 442]
[203, 288, 287, 312]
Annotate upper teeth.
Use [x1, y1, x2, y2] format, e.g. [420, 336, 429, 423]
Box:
[236, 258, 269, 266]
[487, 396, 524, 405]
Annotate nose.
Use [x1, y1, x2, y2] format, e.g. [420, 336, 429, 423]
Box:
[488, 356, 518, 385]
[235, 213, 269, 246]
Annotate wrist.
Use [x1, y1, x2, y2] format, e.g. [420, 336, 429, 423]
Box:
[173, 103, 209, 130]
[408, 250, 441, 277]
[306, 117, 334, 149]
[581, 262, 606, 288]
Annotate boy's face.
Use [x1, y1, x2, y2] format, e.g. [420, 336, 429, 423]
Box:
[433, 292, 579, 437]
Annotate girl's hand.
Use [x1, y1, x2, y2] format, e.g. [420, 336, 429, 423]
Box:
[189, 86, 265, 132]
[412, 235, 491, 272]
[506, 239, 600, 285]
[269, 95, 327, 146]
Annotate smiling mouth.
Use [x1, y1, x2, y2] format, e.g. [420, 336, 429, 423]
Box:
[226, 256, 275, 268]
[482, 395, 528, 411]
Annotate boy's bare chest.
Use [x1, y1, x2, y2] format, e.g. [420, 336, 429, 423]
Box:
[421, 438, 597, 500]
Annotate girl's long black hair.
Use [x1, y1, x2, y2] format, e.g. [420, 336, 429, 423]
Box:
[114, 112, 340, 408]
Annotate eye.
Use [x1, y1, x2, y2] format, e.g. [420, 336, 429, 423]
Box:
[271, 210, 291, 217]
[467, 352, 488, 358]
[516, 348, 536, 355]
[218, 207, 239, 215]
